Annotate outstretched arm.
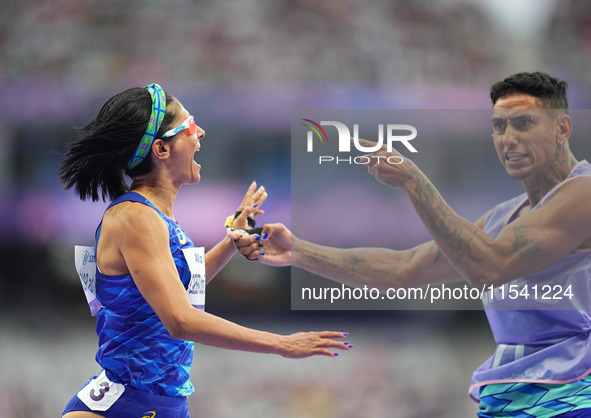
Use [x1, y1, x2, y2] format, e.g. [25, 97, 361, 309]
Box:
[114, 204, 351, 358]
[230, 217, 489, 291]
[293, 239, 458, 291]
[362, 138, 591, 287]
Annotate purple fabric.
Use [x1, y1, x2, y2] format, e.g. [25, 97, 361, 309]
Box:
[470, 161, 591, 401]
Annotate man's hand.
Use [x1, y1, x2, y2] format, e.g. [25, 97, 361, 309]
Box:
[356, 137, 417, 190]
[228, 223, 292, 266]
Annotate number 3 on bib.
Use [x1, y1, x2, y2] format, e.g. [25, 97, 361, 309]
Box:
[77, 370, 125, 411]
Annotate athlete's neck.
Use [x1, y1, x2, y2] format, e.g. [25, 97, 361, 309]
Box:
[129, 180, 178, 219]
[521, 152, 578, 207]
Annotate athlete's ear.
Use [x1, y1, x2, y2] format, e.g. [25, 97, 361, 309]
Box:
[556, 113, 572, 143]
[151, 139, 171, 161]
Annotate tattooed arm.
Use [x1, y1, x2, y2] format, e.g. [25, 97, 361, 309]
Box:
[230, 216, 490, 291]
[291, 238, 461, 291]
[364, 142, 591, 287]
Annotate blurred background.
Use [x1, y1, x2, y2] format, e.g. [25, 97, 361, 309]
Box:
[1, 0, 591, 416]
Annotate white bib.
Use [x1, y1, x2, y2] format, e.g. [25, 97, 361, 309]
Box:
[181, 247, 206, 311]
[77, 370, 125, 411]
[74, 246, 103, 316]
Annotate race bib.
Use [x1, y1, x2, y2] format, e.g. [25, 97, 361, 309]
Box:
[77, 370, 125, 411]
[181, 247, 206, 310]
[74, 246, 103, 316]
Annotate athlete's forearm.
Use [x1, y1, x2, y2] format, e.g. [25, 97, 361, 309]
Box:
[170, 308, 347, 358]
[172, 308, 283, 354]
[204, 236, 237, 284]
[292, 238, 453, 291]
[403, 167, 508, 286]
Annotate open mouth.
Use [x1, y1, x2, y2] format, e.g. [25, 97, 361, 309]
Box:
[193, 150, 201, 167]
[505, 152, 528, 163]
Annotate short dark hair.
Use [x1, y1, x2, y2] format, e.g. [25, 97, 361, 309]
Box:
[490, 72, 568, 110]
[59, 87, 178, 202]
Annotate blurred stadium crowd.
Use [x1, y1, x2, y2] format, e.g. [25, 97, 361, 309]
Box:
[1, 0, 591, 417]
[2, 0, 503, 89]
[0, 0, 589, 92]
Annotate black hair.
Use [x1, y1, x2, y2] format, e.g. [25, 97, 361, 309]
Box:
[490, 72, 569, 110]
[59, 87, 178, 202]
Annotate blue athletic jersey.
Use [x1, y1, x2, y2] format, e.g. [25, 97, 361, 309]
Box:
[94, 192, 196, 397]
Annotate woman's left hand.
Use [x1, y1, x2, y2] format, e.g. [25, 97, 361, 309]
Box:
[232, 181, 268, 230]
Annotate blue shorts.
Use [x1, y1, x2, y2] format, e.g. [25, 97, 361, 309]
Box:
[62, 373, 190, 418]
[478, 409, 591, 418]
[557, 411, 591, 417]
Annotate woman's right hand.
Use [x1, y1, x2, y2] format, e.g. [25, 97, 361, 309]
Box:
[228, 223, 292, 266]
[277, 331, 352, 358]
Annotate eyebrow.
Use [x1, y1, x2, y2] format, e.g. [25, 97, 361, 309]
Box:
[491, 113, 534, 123]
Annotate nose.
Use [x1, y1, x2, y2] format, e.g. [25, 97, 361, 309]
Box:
[501, 126, 518, 149]
[196, 125, 205, 140]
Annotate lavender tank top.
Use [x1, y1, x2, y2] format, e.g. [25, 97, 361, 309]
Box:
[470, 160, 591, 401]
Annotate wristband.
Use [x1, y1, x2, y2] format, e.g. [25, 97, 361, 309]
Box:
[224, 214, 235, 229]
[224, 211, 256, 229]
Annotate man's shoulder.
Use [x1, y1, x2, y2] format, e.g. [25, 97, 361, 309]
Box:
[547, 175, 591, 203]
[548, 176, 591, 250]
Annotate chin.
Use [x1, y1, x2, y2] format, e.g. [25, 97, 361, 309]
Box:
[188, 173, 201, 184]
[505, 169, 524, 179]
[503, 162, 534, 180]
[190, 163, 202, 183]
[505, 169, 530, 181]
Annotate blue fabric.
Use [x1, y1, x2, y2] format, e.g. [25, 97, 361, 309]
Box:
[478, 375, 591, 417]
[127, 83, 167, 170]
[62, 372, 190, 417]
[557, 409, 591, 417]
[94, 192, 196, 397]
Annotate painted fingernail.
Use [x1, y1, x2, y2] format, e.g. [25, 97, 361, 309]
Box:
[342, 332, 349, 336]
[262, 232, 268, 239]
[258, 242, 264, 247]
[347, 344, 354, 349]
[255, 235, 260, 241]
[343, 342, 349, 345]
[260, 251, 266, 255]
[253, 202, 259, 208]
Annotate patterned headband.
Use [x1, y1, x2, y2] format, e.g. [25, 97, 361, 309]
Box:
[126, 83, 167, 170]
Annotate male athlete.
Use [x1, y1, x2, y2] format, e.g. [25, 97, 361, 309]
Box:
[232, 72, 591, 417]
